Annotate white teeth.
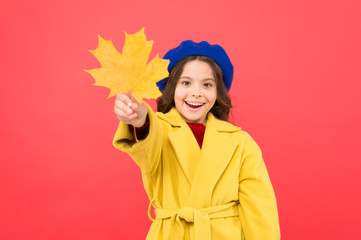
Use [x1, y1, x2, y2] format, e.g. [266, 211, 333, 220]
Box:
[187, 102, 203, 106]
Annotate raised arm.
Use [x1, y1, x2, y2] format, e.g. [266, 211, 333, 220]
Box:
[113, 93, 164, 175]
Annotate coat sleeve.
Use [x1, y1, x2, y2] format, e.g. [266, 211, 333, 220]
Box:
[112, 103, 164, 175]
[237, 132, 281, 240]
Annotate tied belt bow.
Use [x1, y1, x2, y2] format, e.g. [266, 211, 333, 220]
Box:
[148, 201, 239, 240]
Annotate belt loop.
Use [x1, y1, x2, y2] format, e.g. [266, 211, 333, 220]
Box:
[148, 199, 156, 222]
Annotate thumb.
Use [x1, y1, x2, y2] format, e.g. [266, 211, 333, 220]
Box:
[127, 92, 141, 105]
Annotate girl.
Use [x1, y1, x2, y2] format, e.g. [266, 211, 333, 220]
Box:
[113, 40, 280, 239]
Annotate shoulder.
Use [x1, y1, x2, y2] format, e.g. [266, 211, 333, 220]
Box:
[155, 108, 184, 128]
[207, 112, 241, 133]
[211, 116, 261, 150]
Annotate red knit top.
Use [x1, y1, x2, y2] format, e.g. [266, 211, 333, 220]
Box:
[186, 122, 206, 148]
[132, 118, 206, 148]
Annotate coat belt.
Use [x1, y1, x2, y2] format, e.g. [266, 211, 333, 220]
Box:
[149, 201, 239, 240]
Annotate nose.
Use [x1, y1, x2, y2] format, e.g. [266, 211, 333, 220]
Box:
[191, 85, 202, 98]
[191, 92, 202, 98]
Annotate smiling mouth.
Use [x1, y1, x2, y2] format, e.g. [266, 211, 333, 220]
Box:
[185, 101, 205, 109]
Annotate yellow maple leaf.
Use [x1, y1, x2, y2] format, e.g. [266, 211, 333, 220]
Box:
[85, 28, 169, 102]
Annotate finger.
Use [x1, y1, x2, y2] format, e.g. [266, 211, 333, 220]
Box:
[115, 98, 133, 114]
[125, 92, 139, 106]
[127, 93, 141, 105]
[131, 102, 138, 112]
[131, 100, 146, 110]
[114, 107, 129, 122]
[116, 93, 132, 107]
[128, 113, 137, 120]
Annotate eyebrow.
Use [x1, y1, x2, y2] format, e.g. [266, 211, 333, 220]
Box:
[179, 76, 216, 81]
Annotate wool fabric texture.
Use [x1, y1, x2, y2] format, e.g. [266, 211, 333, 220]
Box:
[113, 103, 280, 240]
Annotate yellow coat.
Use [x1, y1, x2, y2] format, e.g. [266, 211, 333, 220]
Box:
[113, 104, 280, 240]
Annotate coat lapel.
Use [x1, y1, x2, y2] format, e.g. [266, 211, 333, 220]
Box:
[158, 109, 241, 207]
[159, 108, 201, 186]
[189, 113, 240, 208]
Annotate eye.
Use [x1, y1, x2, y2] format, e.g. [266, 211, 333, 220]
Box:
[181, 80, 190, 86]
[204, 82, 213, 88]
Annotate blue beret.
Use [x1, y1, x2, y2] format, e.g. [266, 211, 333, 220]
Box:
[157, 40, 233, 91]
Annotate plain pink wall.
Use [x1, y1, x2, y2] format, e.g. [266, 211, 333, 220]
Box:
[1, 0, 360, 239]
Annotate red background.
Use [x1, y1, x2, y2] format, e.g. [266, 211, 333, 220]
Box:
[1, 0, 360, 239]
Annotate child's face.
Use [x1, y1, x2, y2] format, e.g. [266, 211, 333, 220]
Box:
[174, 60, 217, 125]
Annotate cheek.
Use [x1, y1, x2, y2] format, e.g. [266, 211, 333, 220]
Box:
[174, 86, 186, 100]
[174, 87, 184, 106]
[206, 90, 217, 104]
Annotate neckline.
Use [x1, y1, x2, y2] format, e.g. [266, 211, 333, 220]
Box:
[186, 122, 206, 128]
